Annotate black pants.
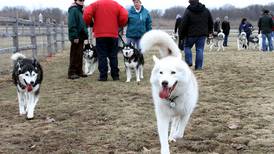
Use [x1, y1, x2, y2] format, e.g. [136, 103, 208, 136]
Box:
[96, 37, 119, 79]
[68, 41, 84, 77]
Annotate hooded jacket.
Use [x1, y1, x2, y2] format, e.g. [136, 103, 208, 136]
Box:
[68, 3, 88, 42]
[179, 2, 213, 38]
[126, 5, 152, 39]
[83, 0, 128, 38]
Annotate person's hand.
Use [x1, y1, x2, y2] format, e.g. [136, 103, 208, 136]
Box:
[74, 39, 79, 44]
[208, 33, 213, 38]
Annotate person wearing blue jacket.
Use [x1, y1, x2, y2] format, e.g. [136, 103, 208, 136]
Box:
[126, 0, 152, 49]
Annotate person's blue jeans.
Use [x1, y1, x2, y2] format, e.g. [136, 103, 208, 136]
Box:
[223, 34, 228, 46]
[184, 36, 206, 70]
[126, 37, 141, 49]
[262, 33, 273, 51]
[96, 37, 119, 79]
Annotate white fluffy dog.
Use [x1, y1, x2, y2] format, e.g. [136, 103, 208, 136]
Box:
[209, 32, 225, 52]
[237, 32, 248, 50]
[140, 30, 198, 154]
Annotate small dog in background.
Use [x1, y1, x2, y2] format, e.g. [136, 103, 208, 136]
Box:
[237, 32, 248, 50]
[11, 53, 43, 119]
[83, 43, 97, 75]
[209, 32, 225, 51]
[122, 43, 144, 82]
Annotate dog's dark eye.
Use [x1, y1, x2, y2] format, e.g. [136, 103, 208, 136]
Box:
[25, 74, 29, 76]
[160, 71, 163, 74]
[171, 71, 176, 74]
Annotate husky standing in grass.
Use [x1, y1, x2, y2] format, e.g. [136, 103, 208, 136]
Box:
[11, 53, 43, 119]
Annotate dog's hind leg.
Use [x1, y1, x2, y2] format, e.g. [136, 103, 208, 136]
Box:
[173, 114, 191, 139]
[126, 67, 131, 82]
[156, 109, 170, 154]
[18, 91, 26, 115]
[135, 67, 140, 82]
[139, 65, 144, 79]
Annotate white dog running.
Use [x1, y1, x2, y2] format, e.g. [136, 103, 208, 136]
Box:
[140, 30, 198, 154]
[237, 32, 248, 50]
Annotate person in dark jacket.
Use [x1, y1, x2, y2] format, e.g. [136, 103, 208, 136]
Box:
[221, 16, 230, 47]
[83, 0, 128, 81]
[258, 9, 273, 51]
[174, 14, 184, 50]
[213, 17, 221, 36]
[67, 0, 89, 80]
[179, 0, 213, 70]
[126, 0, 152, 49]
[239, 18, 253, 45]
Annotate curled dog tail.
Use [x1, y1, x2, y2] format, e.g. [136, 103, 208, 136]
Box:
[11, 52, 26, 61]
[140, 30, 181, 58]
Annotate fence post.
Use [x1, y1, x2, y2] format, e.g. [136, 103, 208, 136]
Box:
[12, 17, 19, 53]
[61, 22, 65, 50]
[30, 21, 37, 58]
[46, 19, 52, 57]
[53, 24, 58, 53]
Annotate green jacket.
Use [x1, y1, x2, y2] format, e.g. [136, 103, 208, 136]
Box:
[258, 15, 273, 34]
[68, 4, 88, 42]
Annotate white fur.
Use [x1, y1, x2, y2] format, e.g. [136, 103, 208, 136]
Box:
[237, 32, 248, 50]
[140, 30, 198, 154]
[11, 53, 41, 119]
[122, 47, 144, 82]
[83, 50, 97, 75]
[209, 32, 225, 52]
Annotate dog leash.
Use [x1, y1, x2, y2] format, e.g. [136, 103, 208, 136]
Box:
[118, 29, 127, 47]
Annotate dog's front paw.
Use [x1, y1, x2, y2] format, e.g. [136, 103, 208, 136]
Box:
[168, 137, 176, 143]
[19, 111, 26, 115]
[136, 79, 141, 82]
[27, 113, 34, 119]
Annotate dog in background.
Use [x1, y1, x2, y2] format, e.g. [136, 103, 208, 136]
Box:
[11, 53, 43, 119]
[209, 32, 225, 51]
[83, 43, 97, 75]
[122, 43, 144, 82]
[248, 34, 260, 50]
[140, 30, 198, 154]
[237, 32, 248, 50]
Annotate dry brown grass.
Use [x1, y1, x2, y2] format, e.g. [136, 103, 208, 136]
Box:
[0, 42, 274, 154]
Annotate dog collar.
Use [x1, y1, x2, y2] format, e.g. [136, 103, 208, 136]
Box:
[166, 95, 178, 108]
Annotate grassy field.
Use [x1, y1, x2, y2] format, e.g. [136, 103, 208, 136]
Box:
[0, 41, 274, 153]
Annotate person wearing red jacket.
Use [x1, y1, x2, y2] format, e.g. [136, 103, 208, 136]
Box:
[83, 0, 128, 81]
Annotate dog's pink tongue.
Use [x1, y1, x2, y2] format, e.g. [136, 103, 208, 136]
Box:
[27, 85, 33, 92]
[159, 87, 169, 99]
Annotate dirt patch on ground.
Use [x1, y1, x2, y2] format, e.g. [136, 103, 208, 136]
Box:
[0, 46, 274, 154]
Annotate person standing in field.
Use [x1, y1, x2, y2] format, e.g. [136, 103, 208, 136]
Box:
[83, 0, 128, 81]
[67, 0, 89, 80]
[221, 16, 230, 47]
[126, 0, 152, 49]
[179, 0, 213, 70]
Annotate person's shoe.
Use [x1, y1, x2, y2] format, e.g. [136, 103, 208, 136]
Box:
[68, 74, 80, 80]
[112, 77, 120, 81]
[97, 78, 107, 81]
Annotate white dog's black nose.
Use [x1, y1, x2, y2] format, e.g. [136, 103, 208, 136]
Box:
[30, 81, 34, 85]
[162, 81, 168, 87]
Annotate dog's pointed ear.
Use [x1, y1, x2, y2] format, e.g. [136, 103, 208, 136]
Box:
[152, 55, 159, 63]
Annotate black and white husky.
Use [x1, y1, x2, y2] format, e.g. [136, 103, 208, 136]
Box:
[122, 44, 144, 82]
[11, 53, 43, 119]
[83, 43, 97, 75]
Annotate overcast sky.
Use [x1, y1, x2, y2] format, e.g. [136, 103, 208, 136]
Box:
[0, 0, 273, 11]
